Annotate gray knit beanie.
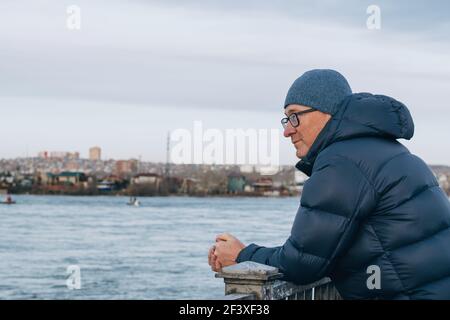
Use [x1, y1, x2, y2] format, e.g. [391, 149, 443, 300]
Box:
[284, 69, 352, 115]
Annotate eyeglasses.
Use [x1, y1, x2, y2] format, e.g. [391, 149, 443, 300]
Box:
[281, 109, 317, 129]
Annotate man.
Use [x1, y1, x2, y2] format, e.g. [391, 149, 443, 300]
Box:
[208, 69, 450, 299]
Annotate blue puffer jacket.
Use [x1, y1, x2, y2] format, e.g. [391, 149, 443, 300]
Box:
[236, 93, 450, 299]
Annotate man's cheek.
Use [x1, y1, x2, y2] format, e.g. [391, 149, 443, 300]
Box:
[295, 128, 304, 139]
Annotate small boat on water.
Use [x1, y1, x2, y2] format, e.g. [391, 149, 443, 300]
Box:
[1, 194, 16, 205]
[127, 197, 140, 207]
[1, 201, 16, 205]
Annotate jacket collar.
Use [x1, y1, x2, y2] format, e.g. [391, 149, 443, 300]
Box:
[295, 118, 334, 176]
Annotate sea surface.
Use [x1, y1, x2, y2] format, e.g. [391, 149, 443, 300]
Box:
[0, 195, 300, 299]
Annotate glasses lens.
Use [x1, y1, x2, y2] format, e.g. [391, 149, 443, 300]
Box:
[289, 114, 299, 127]
[281, 118, 288, 129]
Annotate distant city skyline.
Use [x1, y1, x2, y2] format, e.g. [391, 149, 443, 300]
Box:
[2, 99, 450, 166]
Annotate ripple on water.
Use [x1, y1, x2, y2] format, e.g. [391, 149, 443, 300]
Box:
[0, 195, 299, 299]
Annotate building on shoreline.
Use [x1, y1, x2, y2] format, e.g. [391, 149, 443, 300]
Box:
[1, 157, 449, 197]
[89, 147, 102, 161]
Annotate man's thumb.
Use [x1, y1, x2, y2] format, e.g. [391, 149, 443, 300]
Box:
[216, 233, 232, 242]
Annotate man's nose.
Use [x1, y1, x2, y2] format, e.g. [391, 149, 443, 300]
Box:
[283, 124, 296, 138]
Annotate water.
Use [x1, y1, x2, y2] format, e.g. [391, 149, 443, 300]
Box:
[0, 195, 300, 299]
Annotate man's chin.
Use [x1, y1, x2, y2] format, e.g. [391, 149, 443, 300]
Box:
[296, 149, 306, 159]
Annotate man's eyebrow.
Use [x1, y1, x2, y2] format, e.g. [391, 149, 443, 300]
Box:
[285, 109, 294, 116]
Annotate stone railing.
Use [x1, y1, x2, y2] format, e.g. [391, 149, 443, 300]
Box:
[215, 261, 341, 300]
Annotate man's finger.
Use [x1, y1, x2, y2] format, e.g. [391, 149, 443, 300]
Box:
[210, 256, 217, 271]
[214, 258, 222, 272]
[214, 241, 224, 254]
[208, 247, 213, 266]
[211, 256, 221, 272]
[208, 246, 216, 266]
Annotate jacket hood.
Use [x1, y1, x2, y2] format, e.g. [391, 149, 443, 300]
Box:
[296, 92, 415, 176]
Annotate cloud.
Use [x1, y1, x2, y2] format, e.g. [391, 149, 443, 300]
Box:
[1, 0, 449, 110]
[0, 0, 448, 164]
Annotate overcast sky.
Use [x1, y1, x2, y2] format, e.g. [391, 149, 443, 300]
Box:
[1, 0, 449, 165]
